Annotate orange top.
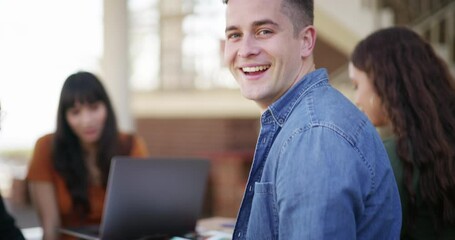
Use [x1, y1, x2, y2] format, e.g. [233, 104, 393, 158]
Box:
[26, 133, 149, 229]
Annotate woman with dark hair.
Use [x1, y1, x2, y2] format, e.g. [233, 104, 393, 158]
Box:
[349, 26, 455, 239]
[26, 71, 149, 240]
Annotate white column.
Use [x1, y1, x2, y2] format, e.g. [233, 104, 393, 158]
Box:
[159, 0, 194, 90]
[102, 0, 134, 131]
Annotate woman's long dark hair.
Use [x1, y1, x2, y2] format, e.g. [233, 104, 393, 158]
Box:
[351, 26, 455, 231]
[54, 71, 123, 216]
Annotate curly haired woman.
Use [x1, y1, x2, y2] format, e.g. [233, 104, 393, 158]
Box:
[349, 26, 455, 239]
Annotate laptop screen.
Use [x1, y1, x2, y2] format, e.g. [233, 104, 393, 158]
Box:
[98, 156, 210, 240]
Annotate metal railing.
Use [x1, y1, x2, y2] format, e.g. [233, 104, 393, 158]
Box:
[412, 1, 455, 67]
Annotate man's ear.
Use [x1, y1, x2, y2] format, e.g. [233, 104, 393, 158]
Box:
[300, 25, 316, 58]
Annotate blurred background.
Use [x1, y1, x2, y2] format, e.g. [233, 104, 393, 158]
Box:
[0, 0, 454, 235]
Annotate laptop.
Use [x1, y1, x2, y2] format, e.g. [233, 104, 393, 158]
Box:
[59, 156, 210, 240]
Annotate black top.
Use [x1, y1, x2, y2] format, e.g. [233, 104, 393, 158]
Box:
[0, 194, 25, 240]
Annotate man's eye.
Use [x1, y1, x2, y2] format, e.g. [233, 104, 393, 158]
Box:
[227, 33, 241, 40]
[257, 29, 272, 36]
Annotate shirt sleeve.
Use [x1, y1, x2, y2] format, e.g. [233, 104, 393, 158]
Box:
[26, 135, 55, 182]
[276, 126, 370, 239]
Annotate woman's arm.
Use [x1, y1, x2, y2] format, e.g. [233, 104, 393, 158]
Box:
[131, 135, 149, 157]
[29, 181, 61, 240]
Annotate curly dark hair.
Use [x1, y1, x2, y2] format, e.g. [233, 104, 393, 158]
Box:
[351, 26, 455, 231]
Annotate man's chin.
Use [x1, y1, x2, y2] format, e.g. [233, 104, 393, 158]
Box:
[240, 90, 260, 101]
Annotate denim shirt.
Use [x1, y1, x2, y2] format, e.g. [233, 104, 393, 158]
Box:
[233, 69, 402, 240]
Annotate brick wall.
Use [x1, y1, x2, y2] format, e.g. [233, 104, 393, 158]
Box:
[136, 118, 259, 157]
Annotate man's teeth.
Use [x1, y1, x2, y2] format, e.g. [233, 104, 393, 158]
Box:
[242, 65, 269, 73]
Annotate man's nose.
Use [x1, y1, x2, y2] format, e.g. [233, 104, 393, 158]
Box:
[237, 35, 260, 58]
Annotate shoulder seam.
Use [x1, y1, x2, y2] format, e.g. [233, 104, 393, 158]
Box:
[279, 123, 375, 192]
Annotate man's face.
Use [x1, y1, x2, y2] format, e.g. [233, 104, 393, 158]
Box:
[224, 0, 306, 110]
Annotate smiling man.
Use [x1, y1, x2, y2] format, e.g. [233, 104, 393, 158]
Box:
[223, 0, 402, 239]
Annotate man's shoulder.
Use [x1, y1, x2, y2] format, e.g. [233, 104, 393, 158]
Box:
[290, 85, 371, 141]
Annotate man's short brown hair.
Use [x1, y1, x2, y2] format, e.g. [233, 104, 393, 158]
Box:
[223, 0, 314, 36]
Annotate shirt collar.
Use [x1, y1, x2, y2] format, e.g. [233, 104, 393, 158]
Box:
[267, 68, 329, 127]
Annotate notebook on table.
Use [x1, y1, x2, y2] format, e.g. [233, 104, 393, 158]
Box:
[59, 156, 210, 240]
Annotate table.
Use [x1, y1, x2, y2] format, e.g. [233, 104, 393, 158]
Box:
[21, 217, 236, 240]
[197, 217, 235, 239]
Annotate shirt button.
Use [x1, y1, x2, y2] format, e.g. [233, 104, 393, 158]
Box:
[249, 185, 253, 192]
[238, 232, 242, 237]
[278, 119, 284, 124]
